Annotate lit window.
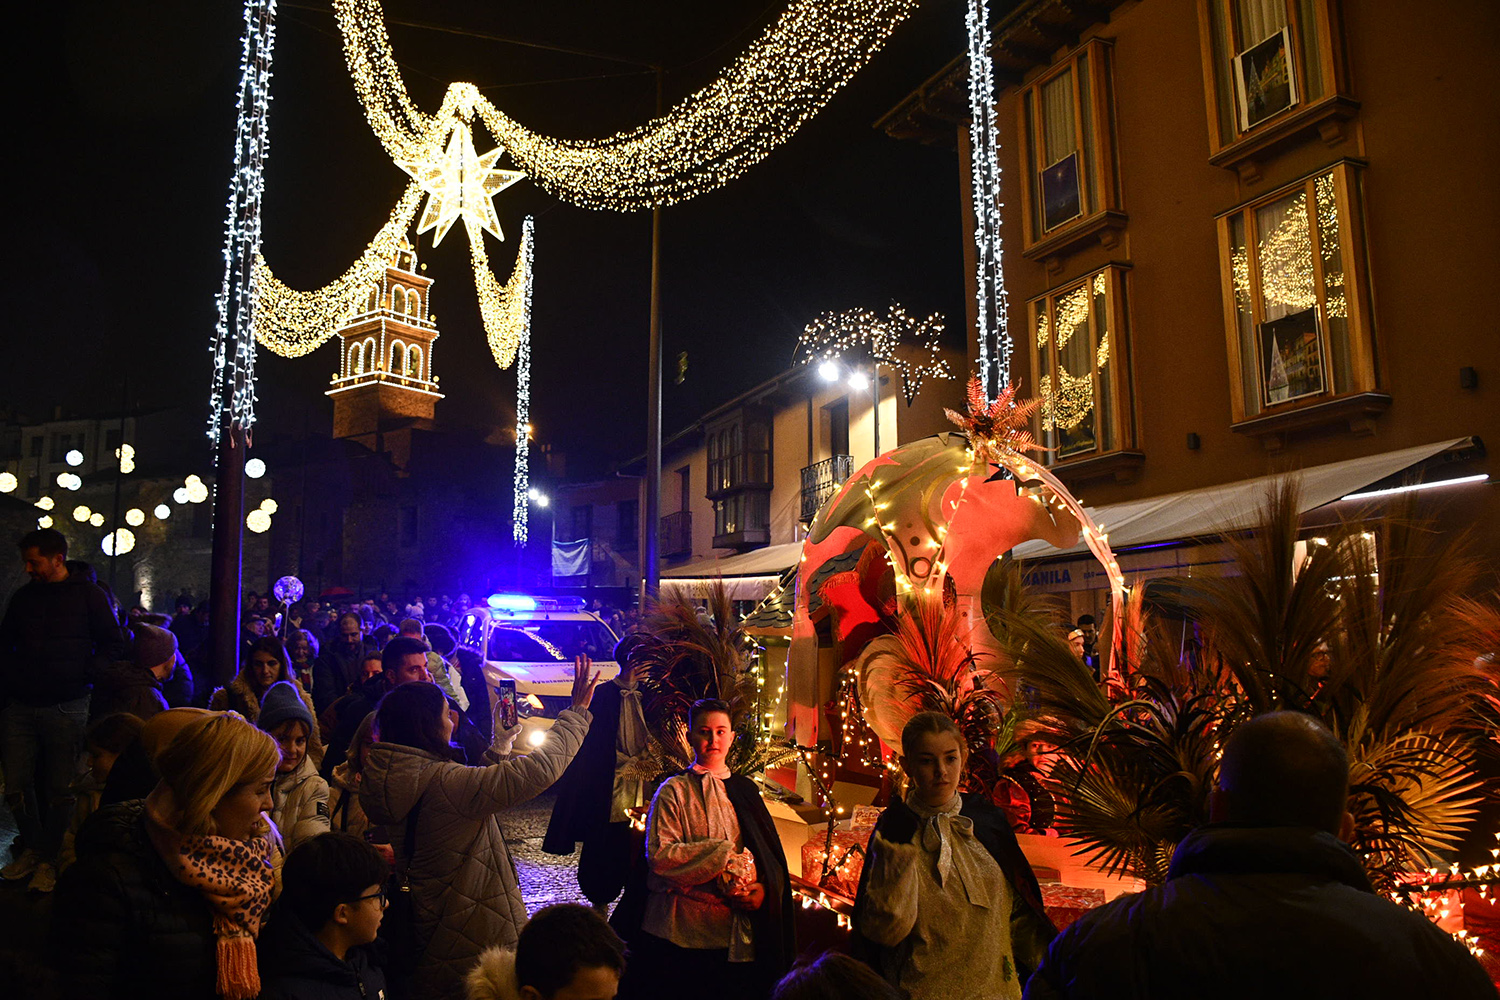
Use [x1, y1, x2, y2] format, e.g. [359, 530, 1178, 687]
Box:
[392, 341, 407, 376]
[1018, 39, 1123, 254]
[1218, 162, 1374, 424]
[350, 341, 365, 375]
[1029, 266, 1136, 464]
[407, 344, 423, 379]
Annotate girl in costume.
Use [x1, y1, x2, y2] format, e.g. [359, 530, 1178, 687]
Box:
[854, 711, 1056, 999]
[54, 711, 282, 999]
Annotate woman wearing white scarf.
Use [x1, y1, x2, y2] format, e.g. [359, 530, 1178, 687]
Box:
[855, 712, 1056, 999]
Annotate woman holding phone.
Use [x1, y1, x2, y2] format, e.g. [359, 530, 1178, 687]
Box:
[361, 656, 600, 1000]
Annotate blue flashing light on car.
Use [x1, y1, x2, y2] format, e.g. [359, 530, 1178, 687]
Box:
[486, 594, 538, 611]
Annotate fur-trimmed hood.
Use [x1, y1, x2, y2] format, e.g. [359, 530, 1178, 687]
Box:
[465, 946, 520, 1000]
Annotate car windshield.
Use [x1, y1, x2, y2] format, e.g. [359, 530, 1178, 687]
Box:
[486, 621, 616, 662]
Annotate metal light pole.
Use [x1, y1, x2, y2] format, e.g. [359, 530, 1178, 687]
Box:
[640, 67, 664, 612]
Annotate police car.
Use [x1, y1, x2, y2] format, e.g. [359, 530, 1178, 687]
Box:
[457, 595, 620, 748]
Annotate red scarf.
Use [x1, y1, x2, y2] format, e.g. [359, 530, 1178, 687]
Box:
[145, 790, 275, 1000]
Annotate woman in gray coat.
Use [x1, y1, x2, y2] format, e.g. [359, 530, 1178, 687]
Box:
[362, 665, 600, 1000]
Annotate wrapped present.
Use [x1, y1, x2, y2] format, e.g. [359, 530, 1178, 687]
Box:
[1041, 884, 1106, 931]
[850, 804, 883, 833]
[801, 827, 869, 897]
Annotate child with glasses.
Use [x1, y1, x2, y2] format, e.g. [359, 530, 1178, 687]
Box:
[258, 831, 391, 1000]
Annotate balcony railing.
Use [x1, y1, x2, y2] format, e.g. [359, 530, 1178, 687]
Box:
[800, 454, 854, 522]
[660, 510, 692, 557]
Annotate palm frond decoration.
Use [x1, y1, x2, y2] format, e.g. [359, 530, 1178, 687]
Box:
[854, 590, 1015, 784]
[943, 375, 1047, 463]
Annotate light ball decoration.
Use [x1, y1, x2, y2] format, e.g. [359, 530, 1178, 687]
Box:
[35, 497, 55, 511]
[259, 498, 278, 514]
[101, 528, 136, 557]
[125, 508, 146, 526]
[245, 457, 267, 479]
[37, 515, 54, 528]
[57, 473, 82, 491]
[184, 476, 210, 504]
[65, 449, 83, 467]
[72, 505, 92, 523]
[154, 504, 172, 520]
[173, 487, 191, 504]
[89, 513, 105, 527]
[246, 509, 272, 534]
[0, 472, 16, 493]
[115, 444, 136, 474]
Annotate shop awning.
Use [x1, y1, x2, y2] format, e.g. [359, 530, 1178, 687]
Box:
[659, 541, 803, 601]
[1011, 438, 1473, 560]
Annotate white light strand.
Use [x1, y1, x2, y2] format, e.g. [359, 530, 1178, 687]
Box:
[253, 181, 423, 357]
[334, 0, 920, 212]
[965, 0, 1009, 401]
[510, 217, 535, 545]
[208, 0, 278, 440]
[798, 303, 954, 404]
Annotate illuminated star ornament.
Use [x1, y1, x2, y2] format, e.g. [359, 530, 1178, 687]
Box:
[400, 120, 525, 246]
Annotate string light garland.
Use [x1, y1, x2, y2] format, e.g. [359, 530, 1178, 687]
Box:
[334, 0, 920, 212]
[208, 0, 278, 440]
[509, 217, 535, 545]
[964, 0, 1010, 401]
[798, 303, 954, 404]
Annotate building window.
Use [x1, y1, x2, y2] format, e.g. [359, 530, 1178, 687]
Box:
[705, 411, 771, 497]
[350, 342, 366, 375]
[1218, 162, 1374, 423]
[392, 287, 407, 315]
[1029, 265, 1135, 463]
[407, 344, 423, 379]
[365, 285, 379, 312]
[49, 434, 69, 463]
[391, 341, 407, 377]
[400, 506, 418, 546]
[29, 437, 43, 457]
[363, 337, 377, 370]
[713, 492, 769, 540]
[407, 289, 421, 318]
[616, 499, 638, 550]
[1199, 0, 1350, 157]
[1018, 39, 1122, 253]
[568, 505, 592, 543]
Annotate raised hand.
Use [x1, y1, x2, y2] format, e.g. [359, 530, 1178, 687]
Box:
[570, 654, 602, 711]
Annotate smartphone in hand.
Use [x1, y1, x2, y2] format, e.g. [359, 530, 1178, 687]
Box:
[495, 678, 519, 730]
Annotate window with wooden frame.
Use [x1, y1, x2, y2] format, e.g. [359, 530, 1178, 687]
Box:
[1029, 266, 1137, 468]
[1217, 162, 1379, 431]
[1198, 0, 1355, 173]
[1018, 39, 1123, 260]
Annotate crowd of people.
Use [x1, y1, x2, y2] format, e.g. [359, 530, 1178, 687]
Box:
[2, 527, 1495, 999]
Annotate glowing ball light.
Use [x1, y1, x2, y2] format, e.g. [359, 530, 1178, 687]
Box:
[35, 497, 54, 511]
[65, 449, 83, 467]
[246, 509, 272, 534]
[245, 457, 266, 479]
[72, 506, 92, 523]
[173, 487, 190, 504]
[101, 528, 136, 557]
[154, 504, 171, 520]
[0, 472, 17, 493]
[89, 513, 104, 527]
[260, 498, 278, 514]
[125, 508, 145, 526]
[37, 515, 53, 528]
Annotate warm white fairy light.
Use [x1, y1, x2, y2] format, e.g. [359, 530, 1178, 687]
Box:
[247, 509, 272, 534]
[400, 118, 524, 247]
[35, 497, 54, 511]
[208, 0, 278, 441]
[37, 515, 53, 529]
[0, 472, 15, 493]
[965, 0, 1010, 400]
[73, 506, 92, 523]
[101, 528, 136, 556]
[510, 217, 535, 545]
[798, 303, 953, 404]
[334, 0, 919, 212]
[473, 211, 532, 372]
[89, 513, 105, 528]
[260, 498, 279, 514]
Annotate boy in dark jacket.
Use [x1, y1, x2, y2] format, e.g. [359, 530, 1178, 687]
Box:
[258, 831, 390, 1000]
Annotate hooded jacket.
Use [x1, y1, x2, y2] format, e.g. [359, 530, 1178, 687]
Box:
[465, 947, 521, 1000]
[257, 903, 388, 1000]
[360, 708, 590, 1000]
[271, 752, 332, 853]
[1024, 824, 1496, 1000]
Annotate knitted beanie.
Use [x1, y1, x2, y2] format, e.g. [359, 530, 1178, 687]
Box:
[257, 681, 314, 735]
[134, 624, 179, 670]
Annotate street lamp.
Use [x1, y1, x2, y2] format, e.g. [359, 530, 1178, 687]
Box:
[813, 357, 881, 458]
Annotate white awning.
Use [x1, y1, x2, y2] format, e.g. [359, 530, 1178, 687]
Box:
[1011, 438, 1472, 560]
[659, 541, 802, 601]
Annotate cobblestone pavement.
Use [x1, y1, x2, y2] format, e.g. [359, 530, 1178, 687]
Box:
[499, 791, 594, 915]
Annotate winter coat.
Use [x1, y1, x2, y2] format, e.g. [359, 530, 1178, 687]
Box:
[51, 800, 219, 1000]
[466, 946, 522, 1000]
[271, 752, 332, 852]
[312, 640, 375, 714]
[361, 708, 590, 1000]
[88, 659, 169, 721]
[257, 902, 388, 1000]
[327, 760, 374, 840]
[0, 574, 127, 705]
[1024, 824, 1497, 1000]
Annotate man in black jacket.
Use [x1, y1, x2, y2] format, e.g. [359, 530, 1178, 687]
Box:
[1, 528, 126, 892]
[1025, 711, 1495, 1000]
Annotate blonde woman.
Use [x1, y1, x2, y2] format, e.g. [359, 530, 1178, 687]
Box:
[54, 712, 282, 1000]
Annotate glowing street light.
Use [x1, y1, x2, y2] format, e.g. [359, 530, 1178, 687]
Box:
[65, 450, 83, 467]
[817, 360, 841, 382]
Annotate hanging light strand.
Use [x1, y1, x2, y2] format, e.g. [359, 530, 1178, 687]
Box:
[964, 0, 1009, 401]
[208, 0, 278, 440]
[508, 217, 536, 545]
[253, 181, 424, 358]
[334, 0, 920, 212]
[798, 303, 953, 404]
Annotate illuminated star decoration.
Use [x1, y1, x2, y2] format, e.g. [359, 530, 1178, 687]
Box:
[400, 120, 525, 247]
[944, 375, 1047, 465]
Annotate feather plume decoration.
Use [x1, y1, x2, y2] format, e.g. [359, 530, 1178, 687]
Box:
[944, 375, 1047, 463]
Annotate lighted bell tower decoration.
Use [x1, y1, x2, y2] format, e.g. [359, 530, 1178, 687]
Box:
[327, 241, 444, 470]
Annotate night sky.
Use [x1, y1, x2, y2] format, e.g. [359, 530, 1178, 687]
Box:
[12, 1, 980, 476]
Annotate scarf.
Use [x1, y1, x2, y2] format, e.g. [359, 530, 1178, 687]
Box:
[615, 678, 647, 757]
[145, 790, 275, 1000]
[689, 762, 757, 961]
[906, 792, 992, 907]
